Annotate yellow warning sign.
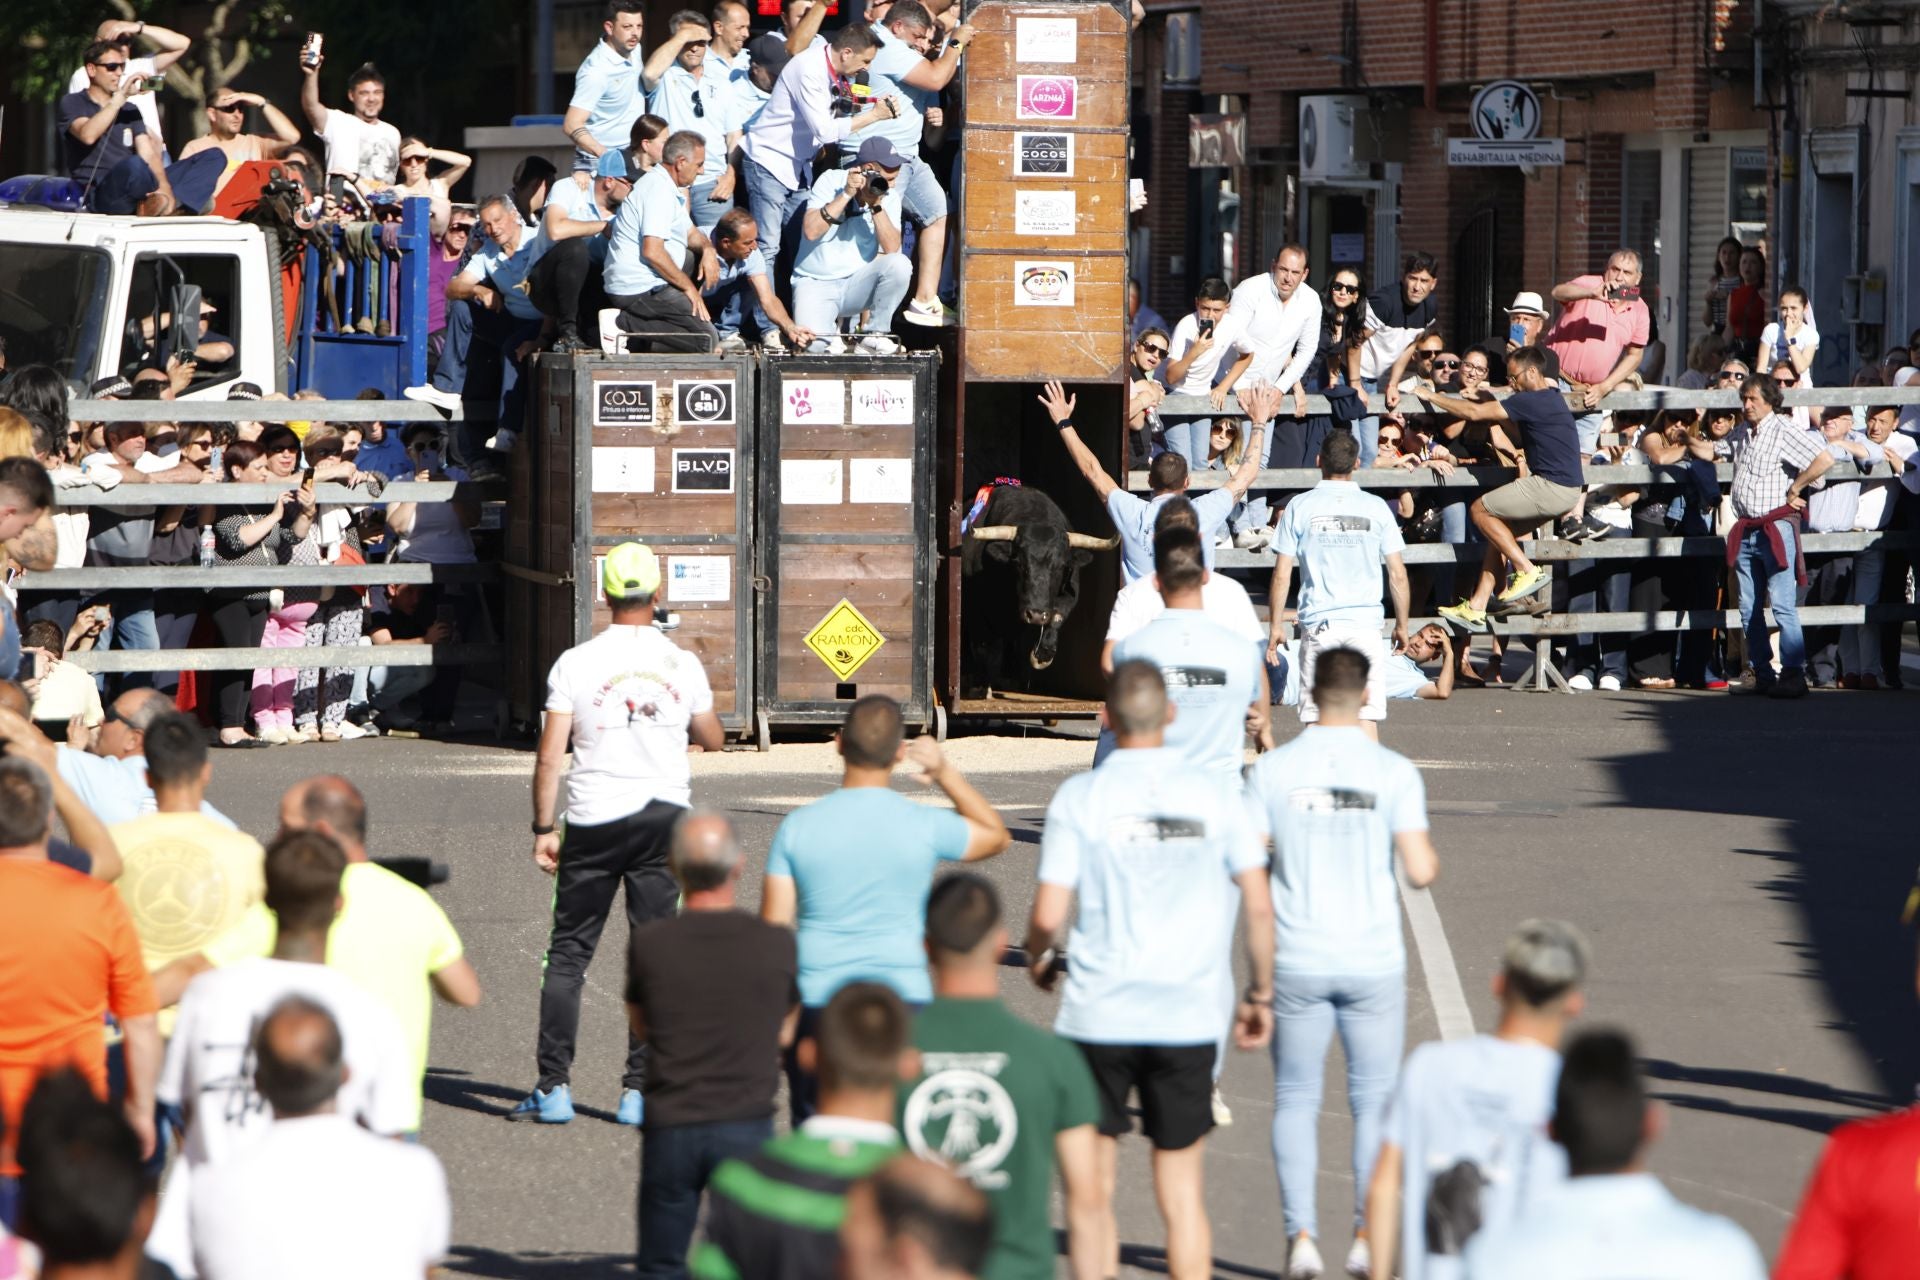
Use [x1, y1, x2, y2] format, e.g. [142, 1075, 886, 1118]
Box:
[802, 598, 887, 681]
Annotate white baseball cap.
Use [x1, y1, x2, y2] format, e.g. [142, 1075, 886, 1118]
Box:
[1504, 291, 1549, 317]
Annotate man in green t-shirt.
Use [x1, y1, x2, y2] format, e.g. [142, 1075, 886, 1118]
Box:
[898, 874, 1103, 1280]
[693, 983, 916, 1280]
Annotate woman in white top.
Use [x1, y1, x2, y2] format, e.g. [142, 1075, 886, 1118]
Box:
[393, 137, 472, 235]
[1757, 286, 1819, 386]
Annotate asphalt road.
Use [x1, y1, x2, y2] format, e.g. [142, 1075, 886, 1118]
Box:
[196, 678, 1920, 1278]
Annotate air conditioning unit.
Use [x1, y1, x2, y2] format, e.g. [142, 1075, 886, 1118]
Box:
[1299, 95, 1371, 182]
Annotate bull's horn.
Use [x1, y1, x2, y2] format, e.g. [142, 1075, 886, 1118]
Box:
[1066, 532, 1121, 550]
[968, 525, 1019, 541]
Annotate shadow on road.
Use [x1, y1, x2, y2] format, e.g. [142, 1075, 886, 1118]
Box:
[1597, 694, 1919, 1103]
[426, 1068, 624, 1124]
[446, 1246, 632, 1277]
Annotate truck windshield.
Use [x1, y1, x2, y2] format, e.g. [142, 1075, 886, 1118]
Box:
[0, 243, 111, 381]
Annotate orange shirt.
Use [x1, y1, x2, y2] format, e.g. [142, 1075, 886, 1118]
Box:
[0, 859, 156, 1174]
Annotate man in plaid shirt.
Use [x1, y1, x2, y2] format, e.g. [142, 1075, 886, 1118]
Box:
[1725, 377, 1835, 698]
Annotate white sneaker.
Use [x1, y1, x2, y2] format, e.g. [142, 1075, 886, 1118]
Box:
[1286, 1233, 1324, 1280]
[759, 331, 790, 354]
[1209, 1085, 1233, 1127]
[1597, 674, 1623, 692]
[858, 332, 904, 355]
[715, 333, 749, 354]
[485, 428, 519, 453]
[402, 384, 461, 413]
[1213, 533, 1233, 549]
[333, 720, 373, 741]
[1567, 673, 1594, 691]
[1233, 527, 1273, 551]
[805, 336, 846, 355]
[901, 297, 955, 327]
[1344, 1237, 1371, 1279]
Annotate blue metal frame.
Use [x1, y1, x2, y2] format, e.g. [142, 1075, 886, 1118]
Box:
[292, 196, 431, 397]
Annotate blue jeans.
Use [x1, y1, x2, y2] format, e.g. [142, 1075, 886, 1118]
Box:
[1568, 557, 1629, 682]
[792, 255, 913, 336]
[1357, 377, 1381, 468]
[637, 1116, 774, 1278]
[371, 662, 435, 712]
[1270, 969, 1405, 1238]
[92, 588, 158, 692]
[1735, 521, 1804, 681]
[432, 298, 544, 460]
[1164, 419, 1211, 474]
[705, 273, 757, 340]
[742, 156, 810, 267]
[1842, 545, 1888, 678]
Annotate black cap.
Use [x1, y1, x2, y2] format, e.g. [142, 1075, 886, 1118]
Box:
[748, 31, 793, 80]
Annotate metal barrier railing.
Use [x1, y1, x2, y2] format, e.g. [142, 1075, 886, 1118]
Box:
[23, 405, 501, 679]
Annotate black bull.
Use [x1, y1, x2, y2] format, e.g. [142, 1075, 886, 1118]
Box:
[960, 485, 1119, 676]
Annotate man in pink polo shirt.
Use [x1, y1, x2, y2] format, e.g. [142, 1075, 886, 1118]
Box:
[1544, 248, 1650, 539]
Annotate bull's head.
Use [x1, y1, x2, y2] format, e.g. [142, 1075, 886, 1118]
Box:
[968, 524, 1118, 669]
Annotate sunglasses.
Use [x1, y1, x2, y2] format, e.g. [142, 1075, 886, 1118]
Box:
[1773, 375, 1797, 385]
[1718, 370, 1747, 381]
[1139, 344, 1168, 358]
[448, 223, 475, 234]
[1432, 358, 1461, 369]
[1330, 282, 1359, 294]
[212, 102, 246, 114]
[270, 444, 298, 453]
[94, 61, 127, 72]
[102, 704, 138, 730]
[691, 89, 705, 118]
[401, 154, 429, 164]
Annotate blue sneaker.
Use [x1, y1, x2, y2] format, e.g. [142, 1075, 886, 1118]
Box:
[505, 1084, 574, 1124]
[616, 1089, 644, 1127]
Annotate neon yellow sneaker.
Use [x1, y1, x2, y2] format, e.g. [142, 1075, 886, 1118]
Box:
[1438, 601, 1488, 629]
[1497, 566, 1550, 604]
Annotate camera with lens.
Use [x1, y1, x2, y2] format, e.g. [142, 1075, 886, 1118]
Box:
[863, 170, 890, 198]
[829, 70, 871, 118]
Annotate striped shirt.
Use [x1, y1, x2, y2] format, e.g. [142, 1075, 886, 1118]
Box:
[1730, 413, 1823, 519]
[692, 1120, 899, 1280]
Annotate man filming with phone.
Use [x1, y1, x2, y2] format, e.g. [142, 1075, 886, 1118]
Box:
[1162, 277, 1235, 470]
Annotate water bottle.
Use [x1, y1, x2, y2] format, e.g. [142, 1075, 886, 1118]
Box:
[200, 526, 216, 568]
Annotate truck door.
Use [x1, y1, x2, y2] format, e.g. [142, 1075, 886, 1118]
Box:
[115, 250, 247, 396]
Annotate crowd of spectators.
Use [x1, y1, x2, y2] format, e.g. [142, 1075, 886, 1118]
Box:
[1140, 246, 1920, 696]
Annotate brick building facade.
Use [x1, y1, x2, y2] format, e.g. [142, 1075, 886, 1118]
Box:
[1129, 0, 1767, 380]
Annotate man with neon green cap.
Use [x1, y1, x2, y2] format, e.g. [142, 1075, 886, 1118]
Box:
[511, 541, 725, 1126]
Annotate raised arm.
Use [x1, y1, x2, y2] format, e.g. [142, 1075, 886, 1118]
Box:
[899, 23, 975, 92]
[642, 25, 702, 93]
[786, 0, 830, 55]
[1220, 382, 1280, 499]
[1422, 387, 1510, 423]
[905, 737, 1010, 861]
[300, 60, 329, 134]
[1036, 380, 1118, 501]
[132, 21, 192, 73]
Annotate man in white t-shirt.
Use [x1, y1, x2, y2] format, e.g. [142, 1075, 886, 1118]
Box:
[300, 53, 402, 191]
[1161, 278, 1236, 470]
[66, 18, 192, 157]
[1027, 660, 1274, 1280]
[150, 830, 414, 1278]
[515, 543, 726, 1128]
[191, 995, 449, 1280]
[1366, 920, 1589, 1280]
[1267, 428, 1411, 738]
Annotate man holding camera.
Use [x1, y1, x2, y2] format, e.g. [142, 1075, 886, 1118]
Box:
[791, 138, 912, 354]
[1544, 251, 1649, 447]
[59, 39, 178, 214]
[741, 24, 899, 268]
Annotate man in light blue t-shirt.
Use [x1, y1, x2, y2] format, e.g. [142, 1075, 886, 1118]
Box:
[1244, 648, 1438, 1280]
[562, 1, 647, 172]
[1367, 919, 1588, 1280]
[703, 209, 813, 351]
[762, 694, 1009, 1124]
[603, 130, 720, 353]
[792, 137, 912, 353]
[1112, 521, 1267, 776]
[1037, 379, 1280, 584]
[1027, 660, 1274, 1280]
[1268, 426, 1411, 738]
[642, 11, 738, 230]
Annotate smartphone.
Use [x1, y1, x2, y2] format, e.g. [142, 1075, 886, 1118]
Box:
[301, 32, 324, 70]
[1614, 285, 1642, 302]
[1197, 318, 1215, 337]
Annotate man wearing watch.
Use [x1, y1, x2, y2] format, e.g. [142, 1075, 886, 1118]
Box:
[512, 543, 726, 1127]
[1243, 648, 1439, 1280]
[792, 137, 913, 354]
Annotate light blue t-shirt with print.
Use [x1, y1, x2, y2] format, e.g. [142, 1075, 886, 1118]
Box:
[851, 24, 936, 155]
[570, 40, 647, 152]
[1039, 747, 1265, 1046]
[1384, 1035, 1567, 1280]
[766, 787, 970, 1005]
[793, 167, 906, 282]
[647, 64, 733, 182]
[705, 246, 768, 299]
[1112, 609, 1260, 777]
[1245, 725, 1428, 977]
[604, 167, 692, 296]
[1272, 479, 1405, 628]
[1104, 487, 1236, 583]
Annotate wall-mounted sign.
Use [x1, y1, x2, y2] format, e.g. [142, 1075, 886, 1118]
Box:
[673, 379, 735, 425]
[1447, 138, 1565, 167]
[1015, 17, 1077, 63]
[1449, 79, 1563, 167]
[1014, 191, 1076, 236]
[1016, 76, 1077, 120]
[1013, 132, 1074, 177]
[1189, 114, 1246, 168]
[1014, 261, 1075, 307]
[782, 379, 846, 425]
[593, 380, 657, 425]
[850, 380, 914, 424]
[671, 448, 735, 493]
[590, 446, 655, 493]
